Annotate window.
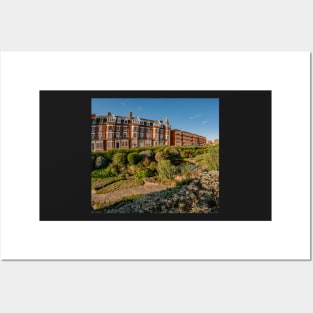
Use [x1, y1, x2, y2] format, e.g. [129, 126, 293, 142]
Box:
[133, 126, 137, 131]
[146, 122, 150, 126]
[124, 120, 128, 124]
[123, 126, 127, 131]
[117, 118, 121, 124]
[96, 142, 103, 148]
[140, 121, 144, 125]
[132, 141, 137, 147]
[146, 133, 150, 139]
[98, 125, 102, 132]
[123, 133, 127, 138]
[116, 133, 120, 139]
[91, 134, 95, 140]
[108, 133, 113, 139]
[116, 126, 120, 131]
[92, 119, 96, 124]
[140, 133, 144, 139]
[107, 142, 112, 148]
[140, 127, 144, 132]
[91, 126, 95, 133]
[133, 133, 137, 138]
[108, 126, 113, 131]
[98, 134, 102, 140]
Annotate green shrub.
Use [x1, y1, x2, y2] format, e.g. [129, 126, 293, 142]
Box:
[127, 152, 140, 165]
[112, 152, 127, 166]
[149, 161, 157, 170]
[157, 160, 177, 180]
[141, 156, 151, 167]
[195, 151, 219, 170]
[135, 169, 154, 180]
[91, 164, 119, 178]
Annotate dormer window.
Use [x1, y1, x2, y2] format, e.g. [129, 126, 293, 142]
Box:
[117, 118, 121, 124]
[140, 121, 144, 125]
[124, 120, 128, 124]
[146, 122, 150, 126]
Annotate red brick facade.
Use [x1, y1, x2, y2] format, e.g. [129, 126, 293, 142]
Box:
[91, 112, 207, 151]
[170, 129, 207, 146]
[91, 112, 171, 151]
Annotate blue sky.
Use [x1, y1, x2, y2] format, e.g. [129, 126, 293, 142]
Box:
[91, 98, 219, 140]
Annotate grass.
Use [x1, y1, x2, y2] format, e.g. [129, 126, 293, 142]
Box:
[96, 178, 144, 194]
[92, 194, 142, 210]
[91, 176, 124, 190]
[194, 152, 219, 170]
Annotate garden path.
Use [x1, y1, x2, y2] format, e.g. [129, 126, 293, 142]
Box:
[92, 183, 168, 203]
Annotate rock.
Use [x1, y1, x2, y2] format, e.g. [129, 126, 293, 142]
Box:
[154, 151, 163, 162]
[139, 150, 153, 159]
[98, 170, 219, 214]
[95, 156, 107, 169]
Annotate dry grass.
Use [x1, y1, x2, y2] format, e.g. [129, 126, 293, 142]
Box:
[96, 178, 144, 194]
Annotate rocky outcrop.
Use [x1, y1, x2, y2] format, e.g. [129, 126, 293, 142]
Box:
[101, 170, 219, 214]
[139, 150, 154, 159]
[94, 156, 107, 169]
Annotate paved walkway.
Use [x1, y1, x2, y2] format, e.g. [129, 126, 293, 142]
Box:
[92, 184, 168, 203]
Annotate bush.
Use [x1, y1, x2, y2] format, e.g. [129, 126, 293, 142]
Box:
[91, 164, 119, 178]
[127, 152, 140, 165]
[112, 152, 127, 166]
[141, 156, 151, 167]
[129, 163, 144, 175]
[149, 161, 157, 170]
[195, 151, 219, 170]
[157, 160, 177, 180]
[135, 169, 154, 180]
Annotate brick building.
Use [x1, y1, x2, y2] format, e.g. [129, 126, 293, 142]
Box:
[91, 112, 208, 151]
[91, 112, 171, 151]
[170, 129, 207, 146]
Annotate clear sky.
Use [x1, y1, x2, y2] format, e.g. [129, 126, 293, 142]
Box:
[91, 98, 219, 140]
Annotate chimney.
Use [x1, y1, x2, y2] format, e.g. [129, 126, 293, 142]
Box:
[129, 112, 133, 119]
[108, 112, 111, 116]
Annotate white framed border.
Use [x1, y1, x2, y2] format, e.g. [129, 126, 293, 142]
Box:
[0, 52, 310, 260]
